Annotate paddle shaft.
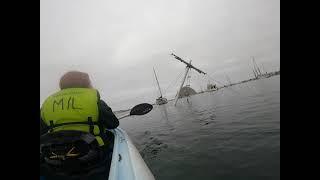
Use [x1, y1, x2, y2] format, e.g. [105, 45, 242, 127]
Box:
[118, 114, 130, 120]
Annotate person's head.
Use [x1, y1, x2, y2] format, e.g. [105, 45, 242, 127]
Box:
[59, 71, 93, 90]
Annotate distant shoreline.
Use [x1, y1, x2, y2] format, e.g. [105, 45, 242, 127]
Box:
[114, 71, 280, 113]
[204, 70, 280, 92]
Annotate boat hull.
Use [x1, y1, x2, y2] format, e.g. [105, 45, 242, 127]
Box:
[108, 128, 155, 180]
[156, 97, 168, 105]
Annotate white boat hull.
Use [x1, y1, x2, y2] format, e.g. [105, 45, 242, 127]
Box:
[156, 98, 168, 105]
[108, 128, 155, 180]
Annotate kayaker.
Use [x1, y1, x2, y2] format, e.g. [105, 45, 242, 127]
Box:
[40, 71, 119, 178]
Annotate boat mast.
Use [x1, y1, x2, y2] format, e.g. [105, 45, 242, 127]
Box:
[252, 69, 257, 78]
[153, 67, 163, 98]
[174, 64, 191, 105]
[252, 56, 262, 76]
[171, 53, 206, 106]
[261, 63, 267, 74]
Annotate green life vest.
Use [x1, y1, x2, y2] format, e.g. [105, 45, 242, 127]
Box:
[40, 88, 104, 146]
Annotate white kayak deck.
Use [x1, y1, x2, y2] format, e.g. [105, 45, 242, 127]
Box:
[108, 128, 155, 180]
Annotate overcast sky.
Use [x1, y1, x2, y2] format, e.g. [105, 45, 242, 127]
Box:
[40, 0, 280, 110]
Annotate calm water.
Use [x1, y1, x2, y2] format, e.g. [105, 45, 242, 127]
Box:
[120, 75, 280, 180]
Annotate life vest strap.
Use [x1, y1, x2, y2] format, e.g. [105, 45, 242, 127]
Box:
[48, 117, 98, 135]
[88, 117, 94, 134]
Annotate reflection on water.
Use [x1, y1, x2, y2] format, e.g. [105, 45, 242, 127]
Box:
[158, 105, 175, 131]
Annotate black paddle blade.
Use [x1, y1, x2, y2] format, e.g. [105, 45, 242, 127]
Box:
[130, 103, 153, 116]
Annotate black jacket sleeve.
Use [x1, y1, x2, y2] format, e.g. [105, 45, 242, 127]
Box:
[98, 100, 119, 129]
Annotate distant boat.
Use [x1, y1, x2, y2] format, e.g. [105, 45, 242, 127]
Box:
[153, 68, 168, 105]
[206, 83, 217, 92]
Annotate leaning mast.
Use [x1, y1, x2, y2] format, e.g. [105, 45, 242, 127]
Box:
[153, 67, 163, 98]
[170, 53, 206, 106]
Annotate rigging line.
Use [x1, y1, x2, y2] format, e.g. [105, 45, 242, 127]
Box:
[194, 72, 203, 91]
[165, 69, 185, 92]
[152, 71, 161, 97]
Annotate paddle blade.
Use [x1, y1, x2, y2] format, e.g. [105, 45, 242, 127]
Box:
[130, 103, 153, 116]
